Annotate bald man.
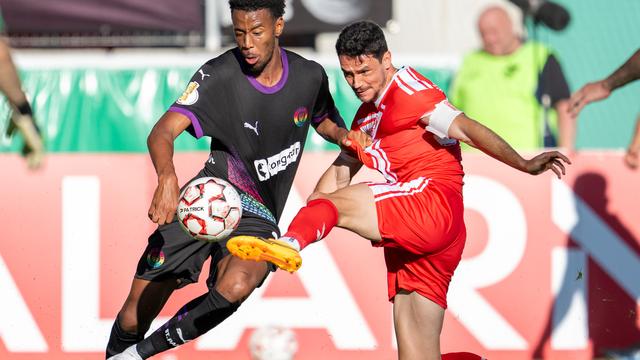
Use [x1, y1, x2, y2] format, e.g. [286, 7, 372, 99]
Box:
[450, 5, 575, 151]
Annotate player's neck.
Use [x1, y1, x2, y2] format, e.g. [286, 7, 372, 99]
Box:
[373, 67, 399, 104]
[254, 46, 284, 87]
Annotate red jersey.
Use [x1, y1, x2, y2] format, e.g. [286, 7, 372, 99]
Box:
[351, 67, 464, 192]
[348, 67, 467, 308]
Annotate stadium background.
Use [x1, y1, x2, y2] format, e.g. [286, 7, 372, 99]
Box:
[0, 0, 638, 359]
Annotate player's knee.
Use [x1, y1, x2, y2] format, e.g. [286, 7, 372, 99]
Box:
[214, 272, 258, 303]
[117, 309, 141, 334]
[118, 297, 150, 334]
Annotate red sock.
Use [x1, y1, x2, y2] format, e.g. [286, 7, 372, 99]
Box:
[441, 352, 485, 360]
[284, 198, 338, 250]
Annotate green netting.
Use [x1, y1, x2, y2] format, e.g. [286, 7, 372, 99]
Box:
[0, 66, 452, 153]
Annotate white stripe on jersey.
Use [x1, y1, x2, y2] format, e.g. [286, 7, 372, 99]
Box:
[397, 69, 430, 93]
[406, 68, 434, 90]
[394, 77, 415, 95]
[356, 113, 377, 126]
[365, 140, 398, 183]
[369, 177, 431, 201]
[373, 141, 398, 182]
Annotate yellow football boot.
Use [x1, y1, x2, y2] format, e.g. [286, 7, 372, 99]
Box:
[227, 235, 302, 273]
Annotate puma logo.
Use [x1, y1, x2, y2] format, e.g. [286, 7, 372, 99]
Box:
[198, 69, 210, 80]
[244, 121, 259, 136]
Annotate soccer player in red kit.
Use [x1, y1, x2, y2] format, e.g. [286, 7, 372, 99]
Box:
[228, 20, 569, 360]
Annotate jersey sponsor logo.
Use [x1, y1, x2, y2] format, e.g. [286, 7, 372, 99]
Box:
[293, 107, 309, 127]
[254, 142, 301, 181]
[244, 120, 259, 136]
[177, 81, 199, 105]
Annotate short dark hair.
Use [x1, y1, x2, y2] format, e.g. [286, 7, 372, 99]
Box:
[335, 21, 388, 60]
[228, 0, 285, 19]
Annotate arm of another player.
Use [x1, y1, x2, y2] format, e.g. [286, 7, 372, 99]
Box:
[315, 117, 372, 149]
[147, 111, 192, 224]
[569, 48, 640, 117]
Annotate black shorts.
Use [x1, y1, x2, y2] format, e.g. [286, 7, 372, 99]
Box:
[135, 212, 280, 289]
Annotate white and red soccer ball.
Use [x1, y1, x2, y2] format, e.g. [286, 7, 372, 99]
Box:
[177, 177, 242, 242]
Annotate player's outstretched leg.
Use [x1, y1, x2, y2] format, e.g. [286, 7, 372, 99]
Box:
[227, 198, 340, 273]
[227, 235, 302, 273]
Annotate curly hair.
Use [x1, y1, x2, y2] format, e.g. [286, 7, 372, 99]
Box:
[228, 0, 285, 19]
[335, 21, 388, 60]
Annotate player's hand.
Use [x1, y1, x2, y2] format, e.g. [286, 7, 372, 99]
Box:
[523, 151, 572, 179]
[148, 174, 180, 225]
[8, 114, 45, 169]
[338, 130, 375, 168]
[339, 130, 371, 150]
[569, 80, 611, 118]
[624, 149, 639, 170]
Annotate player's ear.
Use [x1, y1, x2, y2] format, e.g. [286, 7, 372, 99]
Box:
[274, 16, 284, 37]
[382, 51, 392, 70]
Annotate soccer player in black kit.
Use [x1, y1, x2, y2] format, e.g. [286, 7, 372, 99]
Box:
[105, 1, 354, 358]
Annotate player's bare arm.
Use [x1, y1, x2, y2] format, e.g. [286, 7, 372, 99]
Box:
[569, 49, 640, 117]
[313, 121, 368, 194]
[315, 117, 348, 144]
[147, 111, 192, 224]
[444, 113, 571, 178]
[313, 152, 363, 194]
[315, 118, 371, 149]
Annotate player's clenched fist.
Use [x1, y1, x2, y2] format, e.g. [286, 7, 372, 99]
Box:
[148, 174, 180, 225]
[339, 129, 371, 150]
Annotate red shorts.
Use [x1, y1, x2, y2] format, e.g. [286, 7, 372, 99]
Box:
[368, 177, 466, 309]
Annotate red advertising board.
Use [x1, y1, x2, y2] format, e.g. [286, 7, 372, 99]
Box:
[0, 152, 638, 359]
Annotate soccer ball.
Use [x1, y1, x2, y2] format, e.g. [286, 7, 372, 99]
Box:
[177, 177, 242, 242]
[249, 325, 298, 360]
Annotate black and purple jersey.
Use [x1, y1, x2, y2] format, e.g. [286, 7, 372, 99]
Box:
[169, 48, 345, 224]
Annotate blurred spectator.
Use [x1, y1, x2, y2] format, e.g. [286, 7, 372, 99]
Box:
[450, 5, 575, 150]
[0, 9, 44, 169]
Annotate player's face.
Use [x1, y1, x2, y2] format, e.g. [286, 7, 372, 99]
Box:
[232, 9, 284, 75]
[339, 52, 392, 103]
